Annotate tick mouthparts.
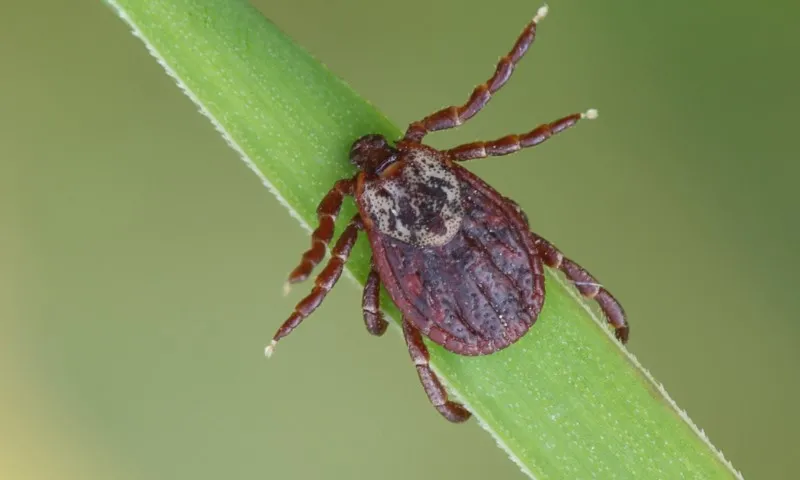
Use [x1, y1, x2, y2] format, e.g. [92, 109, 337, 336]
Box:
[582, 108, 599, 120]
[264, 340, 278, 358]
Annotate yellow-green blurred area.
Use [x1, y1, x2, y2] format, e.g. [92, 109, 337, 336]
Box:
[1, 0, 798, 478]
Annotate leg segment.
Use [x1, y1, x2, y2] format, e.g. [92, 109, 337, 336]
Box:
[447, 109, 597, 162]
[266, 215, 362, 356]
[532, 234, 629, 343]
[287, 178, 354, 285]
[362, 263, 388, 336]
[403, 319, 471, 423]
[403, 6, 550, 143]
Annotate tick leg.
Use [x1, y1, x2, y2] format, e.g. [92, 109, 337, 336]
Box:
[532, 234, 629, 343]
[447, 109, 598, 162]
[362, 263, 388, 336]
[266, 215, 362, 356]
[403, 5, 550, 143]
[286, 179, 354, 286]
[403, 319, 471, 423]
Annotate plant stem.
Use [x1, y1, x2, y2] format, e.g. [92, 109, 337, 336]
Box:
[104, 1, 742, 478]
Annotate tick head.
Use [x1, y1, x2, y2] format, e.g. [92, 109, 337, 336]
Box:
[349, 134, 397, 175]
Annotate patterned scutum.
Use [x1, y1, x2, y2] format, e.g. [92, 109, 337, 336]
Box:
[360, 149, 463, 247]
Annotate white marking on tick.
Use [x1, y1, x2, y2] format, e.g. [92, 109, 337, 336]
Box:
[362, 149, 463, 247]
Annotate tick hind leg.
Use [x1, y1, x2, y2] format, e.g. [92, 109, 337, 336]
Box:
[532, 234, 629, 343]
[266, 215, 362, 357]
[285, 178, 354, 287]
[362, 262, 388, 336]
[403, 5, 550, 143]
[403, 319, 471, 423]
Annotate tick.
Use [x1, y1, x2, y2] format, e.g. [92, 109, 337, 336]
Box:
[266, 5, 628, 423]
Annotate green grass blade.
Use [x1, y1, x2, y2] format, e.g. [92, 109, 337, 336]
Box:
[104, 1, 743, 478]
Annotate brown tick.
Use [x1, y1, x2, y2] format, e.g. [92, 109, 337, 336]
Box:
[266, 5, 628, 423]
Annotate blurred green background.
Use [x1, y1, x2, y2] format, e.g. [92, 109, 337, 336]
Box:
[1, 0, 798, 478]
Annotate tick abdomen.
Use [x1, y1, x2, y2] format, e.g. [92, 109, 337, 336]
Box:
[369, 166, 545, 355]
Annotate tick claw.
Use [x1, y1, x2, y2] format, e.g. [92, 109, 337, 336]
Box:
[582, 108, 599, 120]
[534, 4, 549, 24]
[282, 282, 292, 297]
[264, 340, 277, 358]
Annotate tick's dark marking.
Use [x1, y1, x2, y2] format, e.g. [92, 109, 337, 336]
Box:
[267, 5, 629, 423]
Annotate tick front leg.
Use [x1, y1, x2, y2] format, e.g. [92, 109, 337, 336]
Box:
[532, 234, 629, 343]
[403, 5, 550, 143]
[447, 109, 598, 162]
[362, 263, 388, 336]
[286, 178, 354, 286]
[266, 215, 362, 357]
[403, 319, 471, 423]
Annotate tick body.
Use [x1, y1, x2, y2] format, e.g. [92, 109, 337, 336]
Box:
[267, 5, 628, 423]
